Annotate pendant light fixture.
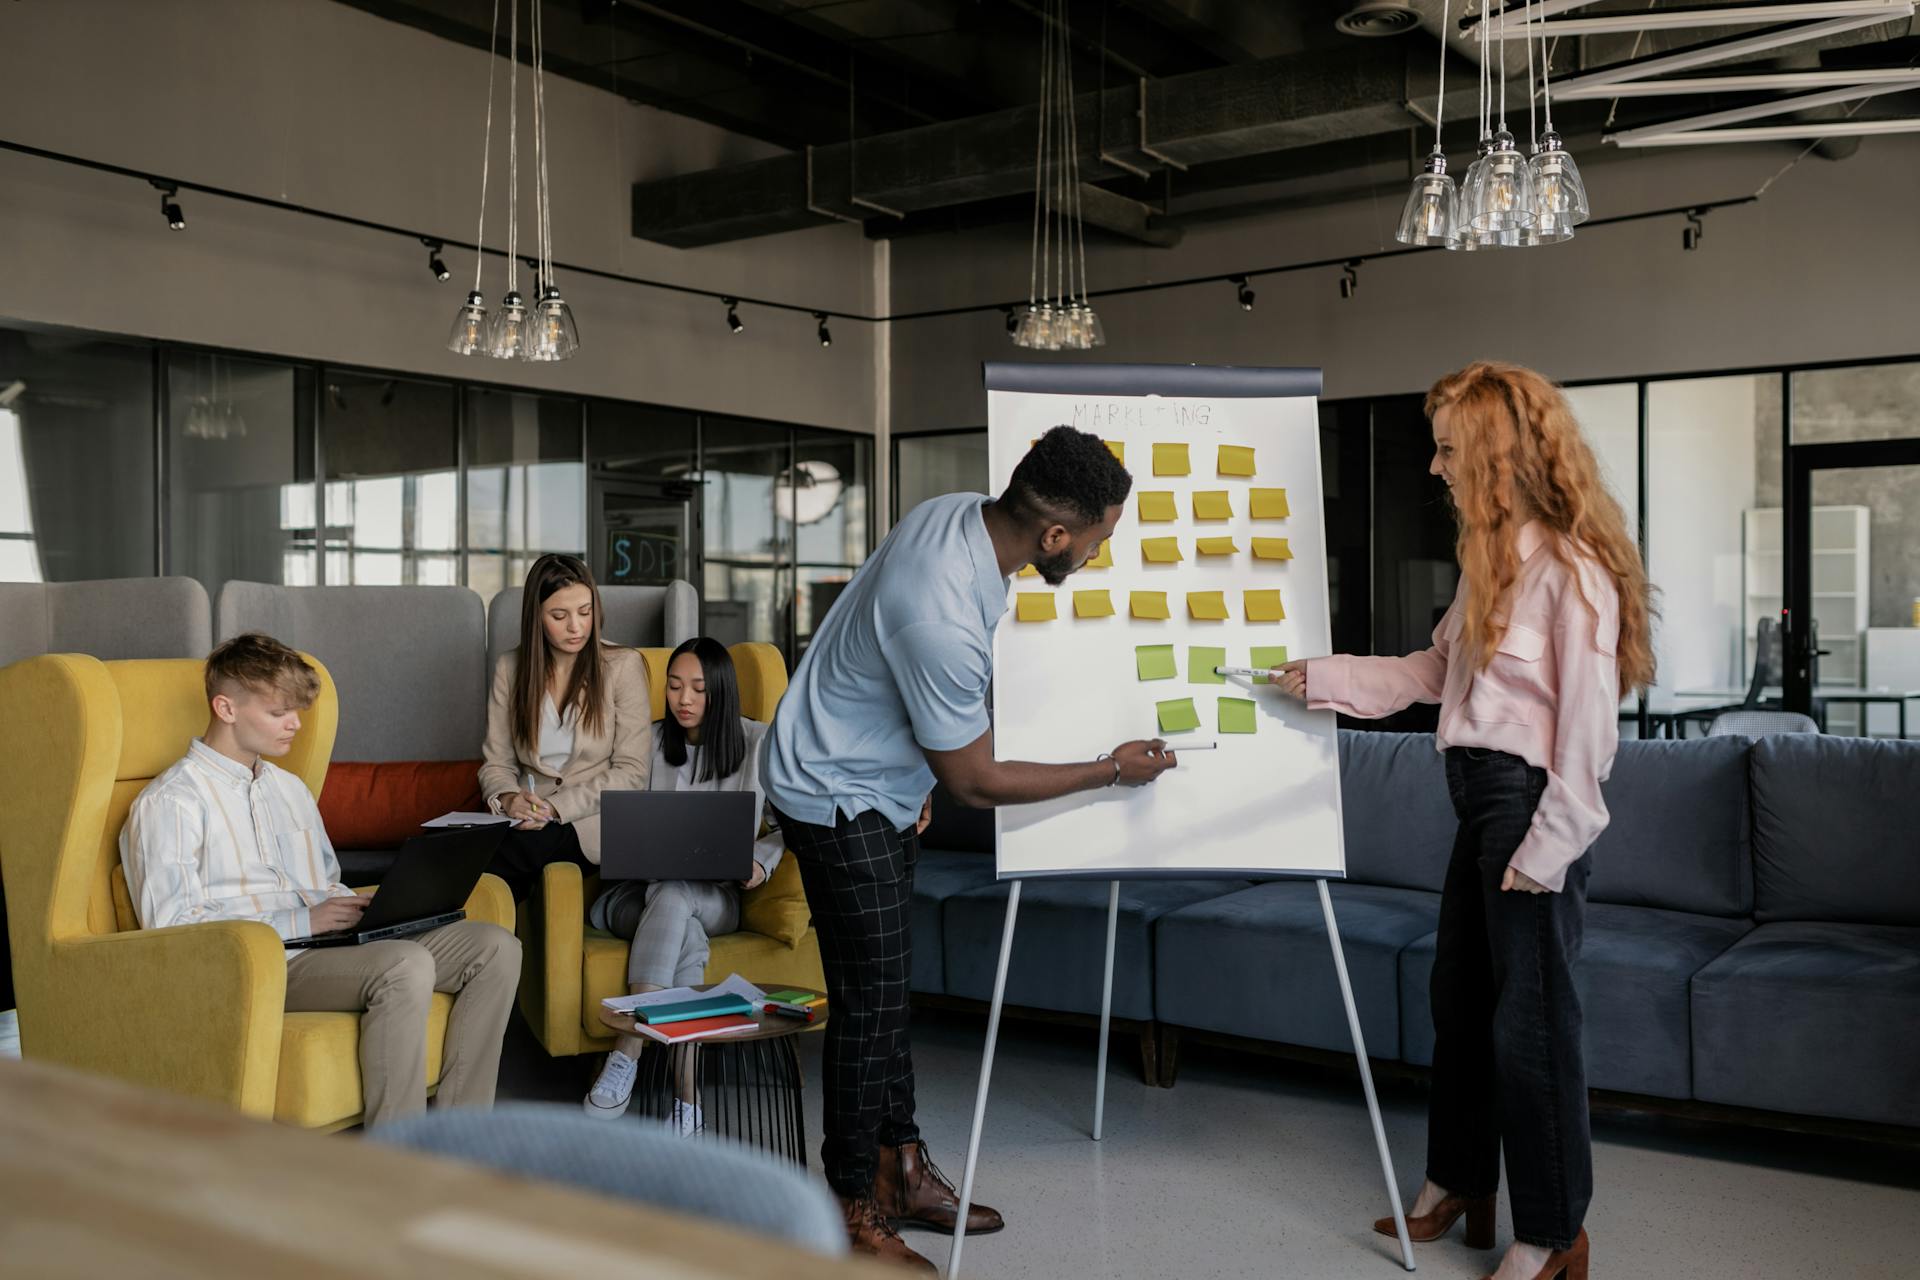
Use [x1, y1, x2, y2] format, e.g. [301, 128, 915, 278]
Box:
[1524, 0, 1589, 241]
[523, 0, 579, 362]
[1395, 0, 1460, 246]
[450, 0, 579, 361]
[1463, 3, 1534, 234]
[1013, 0, 1103, 350]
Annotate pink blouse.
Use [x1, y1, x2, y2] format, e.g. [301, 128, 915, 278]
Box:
[1306, 521, 1621, 893]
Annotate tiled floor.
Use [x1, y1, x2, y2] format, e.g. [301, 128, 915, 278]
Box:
[499, 1008, 1920, 1279]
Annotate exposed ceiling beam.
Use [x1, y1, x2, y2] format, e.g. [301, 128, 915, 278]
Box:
[633, 45, 1418, 247]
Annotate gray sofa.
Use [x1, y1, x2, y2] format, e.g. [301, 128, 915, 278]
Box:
[912, 731, 1920, 1131]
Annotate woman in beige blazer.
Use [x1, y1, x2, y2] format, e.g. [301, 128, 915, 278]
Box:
[479, 554, 651, 903]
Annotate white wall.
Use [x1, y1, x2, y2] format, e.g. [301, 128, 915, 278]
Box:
[0, 0, 881, 432]
[886, 134, 1920, 430]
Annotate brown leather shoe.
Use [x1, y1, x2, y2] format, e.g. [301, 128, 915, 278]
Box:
[840, 1193, 938, 1273]
[875, 1140, 1006, 1235]
[1477, 1229, 1589, 1280]
[1373, 1192, 1497, 1249]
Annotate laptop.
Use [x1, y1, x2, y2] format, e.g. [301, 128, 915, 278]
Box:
[284, 825, 507, 949]
[598, 791, 758, 882]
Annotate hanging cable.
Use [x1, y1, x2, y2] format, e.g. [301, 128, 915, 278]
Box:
[468, 0, 500, 297]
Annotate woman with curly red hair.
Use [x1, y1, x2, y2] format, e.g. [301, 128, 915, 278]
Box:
[1272, 361, 1654, 1280]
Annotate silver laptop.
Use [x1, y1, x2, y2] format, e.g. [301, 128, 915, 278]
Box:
[598, 791, 758, 882]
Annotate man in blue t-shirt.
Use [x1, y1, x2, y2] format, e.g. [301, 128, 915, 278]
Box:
[764, 426, 1176, 1269]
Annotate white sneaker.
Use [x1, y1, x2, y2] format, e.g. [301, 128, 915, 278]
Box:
[671, 1099, 704, 1137]
[584, 1050, 637, 1119]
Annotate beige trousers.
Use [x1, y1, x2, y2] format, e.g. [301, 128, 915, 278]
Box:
[284, 919, 522, 1128]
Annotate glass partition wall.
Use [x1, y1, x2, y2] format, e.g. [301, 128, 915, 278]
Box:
[0, 322, 874, 667]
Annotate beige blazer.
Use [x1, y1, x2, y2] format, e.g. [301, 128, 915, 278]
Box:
[479, 644, 652, 862]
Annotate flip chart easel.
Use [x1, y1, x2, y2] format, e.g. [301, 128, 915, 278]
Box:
[945, 362, 1414, 1276]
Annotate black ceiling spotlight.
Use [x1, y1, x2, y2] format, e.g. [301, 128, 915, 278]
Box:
[1339, 260, 1360, 300]
[1002, 306, 1018, 336]
[723, 297, 743, 334]
[815, 311, 832, 348]
[1683, 209, 1706, 252]
[150, 179, 184, 230]
[1232, 275, 1255, 312]
[421, 237, 450, 281]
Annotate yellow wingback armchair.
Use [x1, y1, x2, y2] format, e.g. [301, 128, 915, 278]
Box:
[0, 654, 513, 1131]
[517, 641, 825, 1057]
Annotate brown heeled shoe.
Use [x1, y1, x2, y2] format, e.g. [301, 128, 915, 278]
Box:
[1477, 1229, 1589, 1280]
[1373, 1192, 1497, 1249]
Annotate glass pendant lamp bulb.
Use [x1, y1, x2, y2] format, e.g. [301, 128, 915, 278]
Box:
[1527, 130, 1589, 229]
[447, 290, 491, 355]
[1466, 130, 1534, 233]
[524, 288, 580, 362]
[485, 290, 530, 361]
[1395, 148, 1460, 247]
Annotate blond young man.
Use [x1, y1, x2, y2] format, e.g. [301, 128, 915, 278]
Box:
[119, 633, 522, 1127]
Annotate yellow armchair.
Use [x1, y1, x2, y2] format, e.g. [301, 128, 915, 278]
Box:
[0, 654, 513, 1131]
[516, 641, 825, 1057]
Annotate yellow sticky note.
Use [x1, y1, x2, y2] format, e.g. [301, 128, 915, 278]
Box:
[1018, 564, 1039, 578]
[1138, 491, 1178, 523]
[1015, 593, 1057, 623]
[1087, 540, 1113, 569]
[1105, 440, 1126, 466]
[1187, 591, 1229, 621]
[1218, 445, 1256, 477]
[1251, 488, 1291, 519]
[1130, 591, 1170, 620]
[1152, 443, 1190, 476]
[1252, 538, 1293, 561]
[1073, 590, 1114, 619]
[1192, 490, 1233, 521]
[1142, 537, 1183, 564]
[1245, 589, 1286, 622]
[1196, 537, 1238, 557]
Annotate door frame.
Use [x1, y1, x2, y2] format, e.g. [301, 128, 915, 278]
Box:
[1783, 435, 1920, 716]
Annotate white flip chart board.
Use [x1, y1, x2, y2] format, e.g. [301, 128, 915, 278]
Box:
[986, 362, 1346, 881]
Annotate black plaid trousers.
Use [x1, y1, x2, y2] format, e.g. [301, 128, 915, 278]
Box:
[774, 805, 922, 1197]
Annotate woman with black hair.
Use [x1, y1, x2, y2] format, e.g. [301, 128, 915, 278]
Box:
[582, 637, 783, 1128]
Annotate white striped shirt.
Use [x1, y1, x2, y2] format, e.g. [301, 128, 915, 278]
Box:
[119, 739, 353, 940]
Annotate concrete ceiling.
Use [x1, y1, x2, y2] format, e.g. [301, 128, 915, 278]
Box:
[337, 0, 1920, 248]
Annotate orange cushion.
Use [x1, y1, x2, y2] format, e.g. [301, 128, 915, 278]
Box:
[317, 760, 485, 849]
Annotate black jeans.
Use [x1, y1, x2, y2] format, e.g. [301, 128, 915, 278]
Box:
[1427, 746, 1593, 1252]
[485, 822, 592, 905]
[774, 806, 920, 1198]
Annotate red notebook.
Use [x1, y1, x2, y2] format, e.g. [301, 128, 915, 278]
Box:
[629, 1013, 759, 1044]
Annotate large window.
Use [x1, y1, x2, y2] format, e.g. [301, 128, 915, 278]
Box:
[323, 373, 458, 587]
[464, 388, 586, 605]
[0, 329, 155, 582]
[167, 352, 315, 599]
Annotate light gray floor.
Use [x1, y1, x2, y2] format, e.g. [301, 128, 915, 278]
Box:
[504, 1008, 1919, 1279]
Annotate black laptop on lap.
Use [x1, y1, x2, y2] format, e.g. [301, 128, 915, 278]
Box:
[283, 825, 506, 949]
[597, 791, 757, 882]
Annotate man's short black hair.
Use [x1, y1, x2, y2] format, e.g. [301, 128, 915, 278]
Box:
[1000, 425, 1133, 528]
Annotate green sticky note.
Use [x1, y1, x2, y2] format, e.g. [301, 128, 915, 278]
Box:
[1249, 645, 1290, 684]
[1219, 697, 1257, 734]
[1189, 646, 1226, 685]
[1157, 697, 1201, 733]
[1136, 644, 1177, 682]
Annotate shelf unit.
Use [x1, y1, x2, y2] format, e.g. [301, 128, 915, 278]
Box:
[1743, 505, 1870, 733]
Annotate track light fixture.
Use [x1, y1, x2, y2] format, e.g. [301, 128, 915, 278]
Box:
[151, 179, 184, 230]
[422, 237, 450, 281]
[1003, 307, 1019, 337]
[815, 312, 832, 348]
[1232, 275, 1256, 311]
[723, 297, 743, 334]
[1683, 209, 1706, 251]
[1339, 261, 1359, 300]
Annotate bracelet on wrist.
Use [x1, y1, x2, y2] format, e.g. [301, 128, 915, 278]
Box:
[1096, 752, 1120, 786]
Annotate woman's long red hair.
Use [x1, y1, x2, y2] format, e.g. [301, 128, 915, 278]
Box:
[1426, 361, 1657, 696]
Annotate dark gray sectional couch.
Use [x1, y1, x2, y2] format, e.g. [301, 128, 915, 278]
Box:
[911, 731, 1920, 1130]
